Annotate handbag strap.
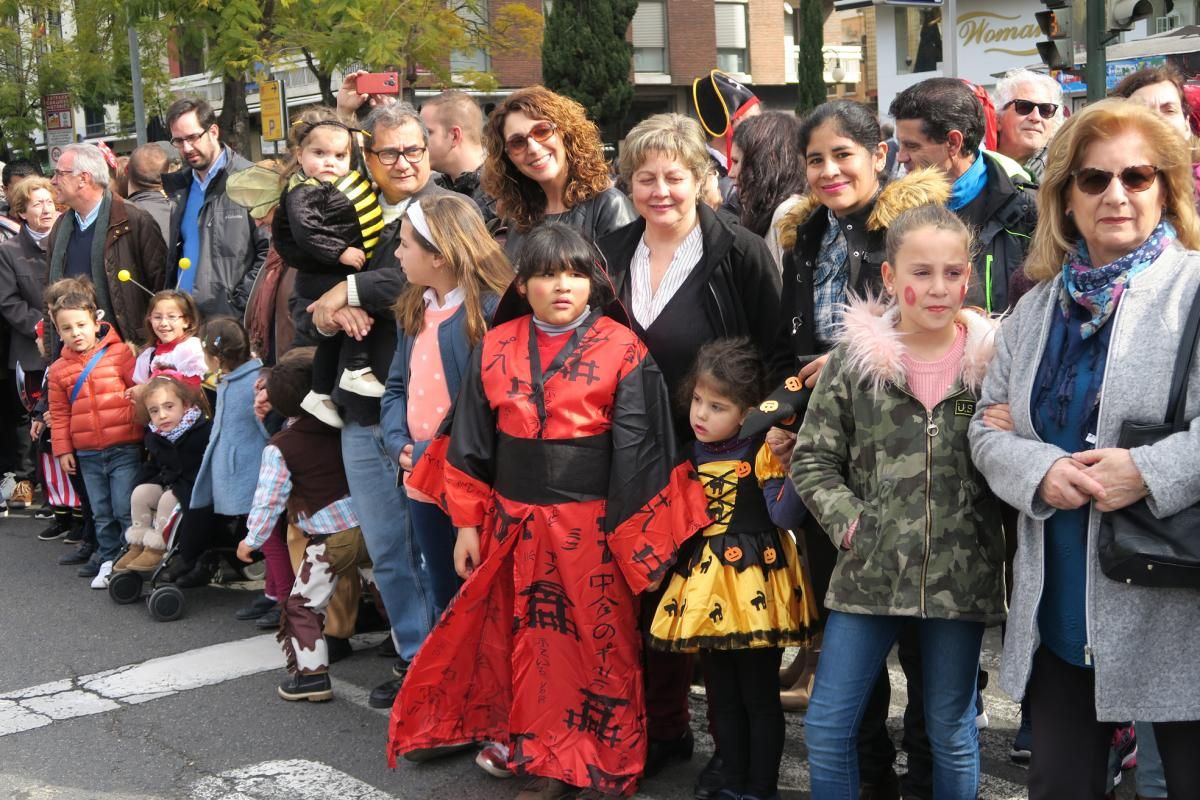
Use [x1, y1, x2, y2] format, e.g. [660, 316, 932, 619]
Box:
[1165, 282, 1200, 430]
[70, 345, 109, 405]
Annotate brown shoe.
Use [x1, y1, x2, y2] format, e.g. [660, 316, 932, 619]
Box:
[113, 545, 145, 572]
[515, 777, 577, 800]
[127, 548, 165, 573]
[9, 480, 32, 508]
[781, 642, 820, 712]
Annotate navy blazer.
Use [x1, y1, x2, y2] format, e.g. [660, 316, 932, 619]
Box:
[380, 292, 500, 466]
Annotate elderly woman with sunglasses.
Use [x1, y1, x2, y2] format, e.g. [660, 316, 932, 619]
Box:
[970, 99, 1200, 799]
[482, 86, 634, 256]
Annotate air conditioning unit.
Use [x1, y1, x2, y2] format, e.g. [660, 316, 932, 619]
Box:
[1157, 13, 1182, 34]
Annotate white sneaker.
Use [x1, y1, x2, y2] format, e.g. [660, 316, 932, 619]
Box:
[91, 560, 114, 589]
[300, 392, 344, 429]
[338, 367, 386, 398]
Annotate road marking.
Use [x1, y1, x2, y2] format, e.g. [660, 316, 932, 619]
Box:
[191, 760, 395, 799]
[0, 635, 282, 737]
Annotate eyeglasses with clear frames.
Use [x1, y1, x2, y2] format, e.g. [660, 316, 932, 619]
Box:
[53, 168, 78, 178]
[151, 314, 185, 324]
[367, 146, 427, 166]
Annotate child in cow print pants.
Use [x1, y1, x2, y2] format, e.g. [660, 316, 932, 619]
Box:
[235, 348, 380, 702]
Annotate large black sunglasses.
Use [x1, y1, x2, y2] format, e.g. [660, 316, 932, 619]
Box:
[1005, 99, 1059, 118]
[1071, 165, 1160, 195]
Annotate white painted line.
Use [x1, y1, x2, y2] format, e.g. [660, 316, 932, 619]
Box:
[329, 677, 389, 718]
[190, 759, 395, 799]
[0, 635, 282, 738]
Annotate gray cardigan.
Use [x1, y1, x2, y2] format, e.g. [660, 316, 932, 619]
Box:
[969, 242, 1200, 722]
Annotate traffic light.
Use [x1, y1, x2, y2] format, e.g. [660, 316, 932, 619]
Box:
[1036, 1, 1076, 70]
[1106, 0, 1154, 31]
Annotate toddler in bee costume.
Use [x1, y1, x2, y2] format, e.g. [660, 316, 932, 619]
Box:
[650, 337, 817, 800]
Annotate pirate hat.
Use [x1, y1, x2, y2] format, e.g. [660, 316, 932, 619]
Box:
[692, 69, 760, 139]
[739, 375, 812, 439]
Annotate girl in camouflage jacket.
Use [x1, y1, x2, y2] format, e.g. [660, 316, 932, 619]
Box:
[791, 205, 1006, 798]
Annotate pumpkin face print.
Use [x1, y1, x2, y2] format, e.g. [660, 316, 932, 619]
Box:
[763, 546, 777, 565]
[724, 546, 744, 562]
[785, 376, 803, 392]
[780, 415, 797, 427]
[735, 461, 752, 478]
[759, 399, 779, 413]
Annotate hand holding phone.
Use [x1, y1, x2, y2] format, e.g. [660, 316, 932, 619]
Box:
[356, 72, 400, 96]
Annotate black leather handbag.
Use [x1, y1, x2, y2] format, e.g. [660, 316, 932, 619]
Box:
[1098, 284, 1200, 588]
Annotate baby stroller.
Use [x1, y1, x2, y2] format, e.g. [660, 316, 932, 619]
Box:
[108, 506, 262, 621]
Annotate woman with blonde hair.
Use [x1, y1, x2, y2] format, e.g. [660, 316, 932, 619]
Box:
[971, 98, 1200, 798]
[597, 111, 781, 789]
[482, 85, 633, 255]
[381, 192, 511, 619]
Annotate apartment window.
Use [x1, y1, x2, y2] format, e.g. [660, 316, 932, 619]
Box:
[178, 36, 205, 77]
[84, 106, 106, 138]
[451, 2, 490, 74]
[715, 2, 749, 75]
[632, 1, 667, 73]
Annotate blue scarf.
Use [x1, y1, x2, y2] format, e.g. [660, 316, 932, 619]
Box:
[1059, 218, 1175, 339]
[948, 153, 988, 211]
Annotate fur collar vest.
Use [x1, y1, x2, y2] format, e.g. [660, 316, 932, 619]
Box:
[836, 295, 997, 397]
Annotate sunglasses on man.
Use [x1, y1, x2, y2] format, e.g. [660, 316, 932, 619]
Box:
[1004, 99, 1060, 118]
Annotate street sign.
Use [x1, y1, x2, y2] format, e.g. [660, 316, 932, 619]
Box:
[43, 93, 74, 165]
[259, 79, 287, 142]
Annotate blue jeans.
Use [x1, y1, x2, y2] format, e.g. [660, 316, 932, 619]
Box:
[76, 445, 141, 563]
[341, 422, 432, 661]
[408, 497, 460, 617]
[806, 611, 984, 800]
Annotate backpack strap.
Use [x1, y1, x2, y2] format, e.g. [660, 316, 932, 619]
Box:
[70, 346, 110, 405]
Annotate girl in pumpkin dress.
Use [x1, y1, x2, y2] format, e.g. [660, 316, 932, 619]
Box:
[649, 337, 817, 800]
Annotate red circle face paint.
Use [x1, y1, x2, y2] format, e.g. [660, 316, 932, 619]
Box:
[903, 287, 917, 306]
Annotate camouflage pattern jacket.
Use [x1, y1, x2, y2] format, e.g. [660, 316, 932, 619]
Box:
[791, 298, 1007, 624]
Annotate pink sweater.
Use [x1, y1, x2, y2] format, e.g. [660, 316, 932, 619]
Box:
[900, 324, 966, 411]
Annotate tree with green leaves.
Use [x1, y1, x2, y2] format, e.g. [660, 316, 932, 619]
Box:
[796, 0, 826, 115]
[541, 0, 638, 133]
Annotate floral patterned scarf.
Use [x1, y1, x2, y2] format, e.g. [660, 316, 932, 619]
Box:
[1059, 218, 1175, 338]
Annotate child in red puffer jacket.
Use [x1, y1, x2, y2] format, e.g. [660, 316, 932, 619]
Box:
[46, 277, 142, 589]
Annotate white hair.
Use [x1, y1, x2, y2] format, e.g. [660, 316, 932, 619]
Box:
[993, 69, 1066, 133]
[61, 144, 111, 187]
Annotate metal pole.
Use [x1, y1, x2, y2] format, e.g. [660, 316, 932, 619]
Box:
[1086, 0, 1107, 102]
[128, 13, 147, 145]
[942, 0, 957, 78]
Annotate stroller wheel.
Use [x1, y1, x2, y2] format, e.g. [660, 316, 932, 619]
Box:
[148, 585, 185, 622]
[108, 570, 144, 604]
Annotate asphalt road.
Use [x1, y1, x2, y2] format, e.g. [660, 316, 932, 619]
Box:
[0, 509, 1130, 799]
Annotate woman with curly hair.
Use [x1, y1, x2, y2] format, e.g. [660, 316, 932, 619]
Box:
[729, 111, 806, 273]
[482, 85, 635, 256]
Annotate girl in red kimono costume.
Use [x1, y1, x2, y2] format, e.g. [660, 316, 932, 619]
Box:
[389, 223, 710, 799]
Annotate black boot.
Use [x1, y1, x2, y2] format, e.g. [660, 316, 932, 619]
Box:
[277, 672, 333, 702]
[63, 510, 86, 544]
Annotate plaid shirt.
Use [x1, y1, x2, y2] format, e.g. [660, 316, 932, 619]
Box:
[244, 445, 359, 549]
[813, 208, 850, 347]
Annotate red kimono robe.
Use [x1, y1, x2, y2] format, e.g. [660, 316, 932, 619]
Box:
[389, 310, 708, 796]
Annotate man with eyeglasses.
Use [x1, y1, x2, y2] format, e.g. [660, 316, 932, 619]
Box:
[162, 97, 268, 320]
[993, 68, 1066, 182]
[298, 81, 456, 712]
[46, 143, 166, 348]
